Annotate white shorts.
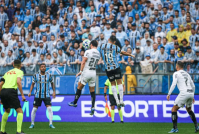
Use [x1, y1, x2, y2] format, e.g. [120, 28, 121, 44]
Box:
[174, 93, 194, 108]
[79, 71, 96, 87]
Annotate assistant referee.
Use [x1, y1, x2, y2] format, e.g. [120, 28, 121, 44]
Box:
[0, 60, 26, 134]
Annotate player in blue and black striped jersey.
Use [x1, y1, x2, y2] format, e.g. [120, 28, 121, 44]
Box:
[28, 63, 56, 129]
[98, 35, 135, 108]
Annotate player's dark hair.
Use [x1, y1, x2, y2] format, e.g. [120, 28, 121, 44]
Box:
[177, 61, 184, 69]
[40, 63, 46, 67]
[90, 40, 98, 47]
[14, 60, 21, 68]
[109, 35, 117, 44]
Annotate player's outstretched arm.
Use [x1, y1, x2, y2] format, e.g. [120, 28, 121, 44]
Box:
[17, 77, 26, 101]
[167, 73, 178, 100]
[120, 51, 135, 58]
[28, 82, 35, 97]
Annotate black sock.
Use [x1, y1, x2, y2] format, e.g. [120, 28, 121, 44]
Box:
[172, 112, 178, 129]
[74, 89, 82, 104]
[188, 111, 198, 127]
[90, 92, 95, 108]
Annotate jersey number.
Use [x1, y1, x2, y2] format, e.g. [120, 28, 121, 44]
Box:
[89, 58, 99, 68]
[7, 71, 16, 75]
[184, 77, 188, 86]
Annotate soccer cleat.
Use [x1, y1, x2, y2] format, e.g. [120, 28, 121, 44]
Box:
[195, 126, 199, 133]
[90, 108, 95, 115]
[0, 132, 8, 134]
[111, 121, 115, 123]
[120, 121, 124, 124]
[29, 124, 34, 128]
[120, 103, 125, 107]
[168, 128, 179, 133]
[49, 124, 55, 129]
[68, 102, 77, 107]
[16, 131, 25, 134]
[117, 104, 121, 109]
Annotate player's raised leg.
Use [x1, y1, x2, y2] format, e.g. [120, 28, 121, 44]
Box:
[89, 86, 96, 115]
[110, 80, 120, 108]
[116, 79, 124, 107]
[186, 99, 199, 132]
[68, 82, 84, 107]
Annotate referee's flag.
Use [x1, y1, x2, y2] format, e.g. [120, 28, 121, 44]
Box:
[105, 97, 111, 117]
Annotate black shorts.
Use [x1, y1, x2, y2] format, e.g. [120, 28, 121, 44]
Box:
[1, 89, 21, 110]
[105, 68, 122, 82]
[33, 97, 51, 107]
[109, 94, 120, 106]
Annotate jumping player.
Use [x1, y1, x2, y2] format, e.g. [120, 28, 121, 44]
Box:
[68, 40, 100, 115]
[98, 35, 134, 108]
[167, 61, 199, 133]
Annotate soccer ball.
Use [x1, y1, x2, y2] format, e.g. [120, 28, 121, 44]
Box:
[83, 39, 91, 50]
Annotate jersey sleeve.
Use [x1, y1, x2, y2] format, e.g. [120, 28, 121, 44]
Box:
[116, 46, 121, 54]
[84, 50, 89, 58]
[104, 79, 110, 87]
[168, 72, 178, 95]
[49, 74, 53, 83]
[17, 71, 24, 80]
[32, 74, 36, 83]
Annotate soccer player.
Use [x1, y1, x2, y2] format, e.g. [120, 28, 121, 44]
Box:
[0, 60, 26, 134]
[68, 40, 100, 115]
[98, 35, 134, 108]
[167, 61, 199, 133]
[28, 63, 56, 129]
[104, 79, 124, 123]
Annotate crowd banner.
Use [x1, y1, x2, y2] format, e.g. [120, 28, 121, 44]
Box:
[46, 65, 66, 75]
[1, 95, 199, 122]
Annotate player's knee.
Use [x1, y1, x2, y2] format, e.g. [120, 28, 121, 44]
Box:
[111, 106, 115, 110]
[5, 108, 11, 113]
[116, 79, 122, 85]
[111, 81, 116, 86]
[186, 107, 192, 112]
[16, 108, 23, 113]
[171, 107, 177, 112]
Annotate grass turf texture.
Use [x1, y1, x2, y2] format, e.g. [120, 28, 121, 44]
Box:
[1, 122, 197, 134]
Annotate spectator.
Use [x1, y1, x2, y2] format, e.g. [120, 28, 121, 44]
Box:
[155, 25, 165, 43]
[5, 50, 14, 66]
[185, 23, 192, 43]
[9, 34, 16, 47]
[189, 28, 198, 48]
[32, 16, 42, 30]
[191, 48, 199, 69]
[181, 38, 189, 53]
[23, 9, 33, 28]
[144, 40, 153, 56]
[82, 26, 93, 41]
[183, 46, 195, 63]
[45, 53, 54, 65]
[166, 23, 177, 42]
[0, 6, 8, 29]
[19, 28, 26, 42]
[58, 49, 67, 66]
[37, 54, 45, 64]
[7, 3, 15, 21]
[37, 41, 47, 55]
[0, 52, 6, 66]
[176, 49, 184, 62]
[103, 22, 113, 41]
[116, 25, 127, 47]
[98, 33, 107, 47]
[30, 49, 39, 64]
[13, 21, 22, 35]
[22, 52, 33, 67]
[129, 23, 141, 49]
[121, 39, 131, 52]
[67, 49, 78, 73]
[133, 40, 144, 54]
[122, 66, 137, 94]
[177, 25, 186, 46]
[133, 46, 144, 70]
[16, 48, 26, 62]
[49, 0, 58, 18]
[165, 49, 176, 71]
[25, 40, 35, 53]
[2, 40, 11, 55]
[33, 27, 42, 43]
[157, 46, 168, 63]
[150, 43, 160, 64]
[174, 42, 180, 56]
[57, 2, 67, 20]
[3, 26, 11, 41]
[140, 32, 153, 47]
[193, 40, 199, 52]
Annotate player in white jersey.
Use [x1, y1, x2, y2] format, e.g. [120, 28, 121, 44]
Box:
[68, 40, 100, 115]
[167, 61, 199, 133]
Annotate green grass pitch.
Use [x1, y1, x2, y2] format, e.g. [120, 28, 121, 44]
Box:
[1, 122, 197, 134]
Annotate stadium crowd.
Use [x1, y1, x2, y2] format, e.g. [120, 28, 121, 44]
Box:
[0, 0, 199, 74]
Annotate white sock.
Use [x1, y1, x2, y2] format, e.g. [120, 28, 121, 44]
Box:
[47, 107, 53, 125]
[112, 86, 120, 105]
[31, 107, 37, 125]
[118, 84, 124, 104]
